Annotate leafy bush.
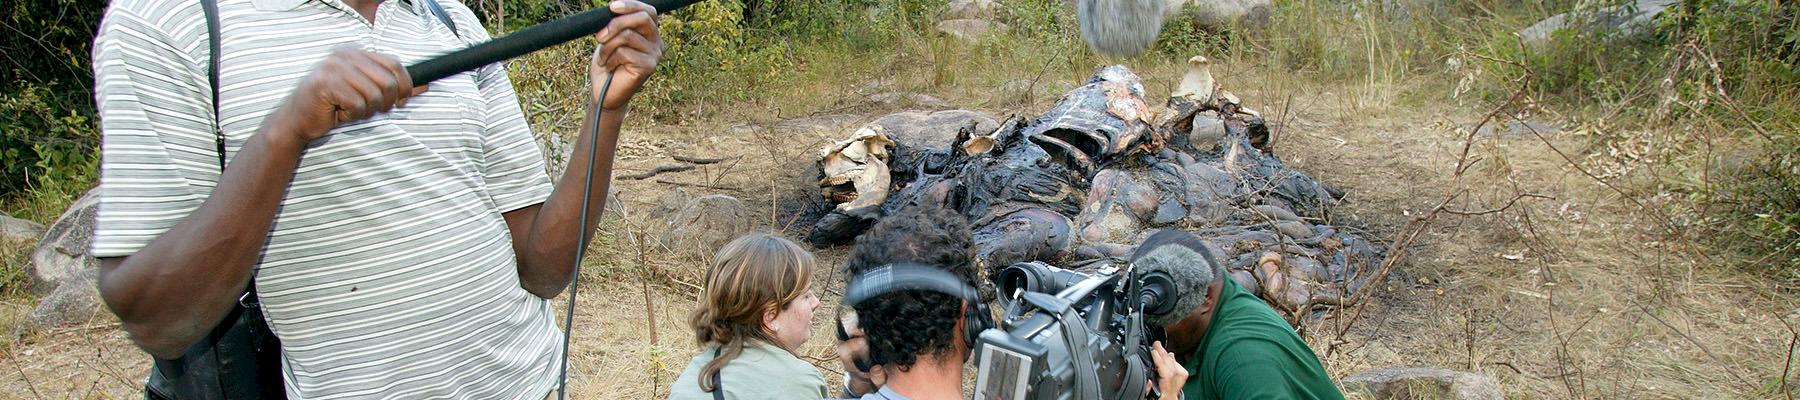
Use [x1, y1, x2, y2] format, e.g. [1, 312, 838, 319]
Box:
[1658, 0, 1800, 276]
[0, 0, 103, 204]
[1471, 0, 1800, 277]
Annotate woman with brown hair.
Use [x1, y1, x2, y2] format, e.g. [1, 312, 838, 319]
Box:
[669, 233, 828, 399]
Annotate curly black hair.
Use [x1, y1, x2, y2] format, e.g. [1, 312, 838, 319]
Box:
[844, 206, 978, 371]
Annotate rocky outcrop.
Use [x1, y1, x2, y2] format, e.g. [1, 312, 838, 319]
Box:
[1168, 0, 1273, 29]
[1518, 0, 1678, 47]
[936, 19, 1008, 42]
[661, 195, 754, 252]
[943, 0, 999, 20]
[0, 214, 44, 243]
[26, 188, 102, 328]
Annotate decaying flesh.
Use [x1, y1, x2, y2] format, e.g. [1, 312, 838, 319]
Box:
[808, 61, 1381, 323]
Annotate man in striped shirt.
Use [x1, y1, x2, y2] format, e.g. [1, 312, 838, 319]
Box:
[89, 0, 662, 397]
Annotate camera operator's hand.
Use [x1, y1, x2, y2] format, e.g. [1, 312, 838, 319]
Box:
[589, 0, 663, 111]
[268, 48, 422, 145]
[835, 313, 883, 396]
[1150, 341, 1189, 400]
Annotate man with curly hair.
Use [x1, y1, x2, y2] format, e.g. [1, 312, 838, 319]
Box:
[837, 206, 980, 400]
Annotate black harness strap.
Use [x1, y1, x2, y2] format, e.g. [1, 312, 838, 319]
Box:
[419, 0, 461, 39]
[710, 346, 725, 400]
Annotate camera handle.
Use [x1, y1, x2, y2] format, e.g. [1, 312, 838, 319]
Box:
[1018, 290, 1104, 399]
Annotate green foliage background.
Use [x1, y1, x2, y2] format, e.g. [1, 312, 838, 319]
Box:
[1, 0, 103, 211]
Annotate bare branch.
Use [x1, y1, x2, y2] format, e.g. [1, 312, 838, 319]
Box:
[1442, 193, 1555, 216]
[619, 164, 696, 180]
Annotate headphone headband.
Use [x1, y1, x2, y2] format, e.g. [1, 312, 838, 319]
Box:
[843, 263, 979, 307]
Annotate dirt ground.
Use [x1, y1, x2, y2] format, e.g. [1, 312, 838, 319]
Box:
[2, 60, 1794, 399]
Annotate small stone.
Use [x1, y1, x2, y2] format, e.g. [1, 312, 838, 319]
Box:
[0, 214, 45, 243]
[1341, 367, 1502, 400]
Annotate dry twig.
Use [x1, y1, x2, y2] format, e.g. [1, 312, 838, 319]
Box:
[620, 164, 696, 180]
[1783, 316, 1797, 400]
[652, 179, 740, 191]
[671, 155, 734, 165]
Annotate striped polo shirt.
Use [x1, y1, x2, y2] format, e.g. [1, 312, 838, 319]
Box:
[91, 0, 561, 398]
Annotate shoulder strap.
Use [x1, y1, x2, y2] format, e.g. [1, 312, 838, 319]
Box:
[202, 0, 224, 170]
[710, 346, 725, 400]
[421, 0, 461, 39]
[202, 0, 261, 304]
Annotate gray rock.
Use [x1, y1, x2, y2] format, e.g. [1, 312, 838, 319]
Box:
[27, 282, 102, 328]
[0, 214, 45, 243]
[656, 187, 692, 218]
[29, 188, 99, 297]
[943, 0, 999, 20]
[1341, 368, 1503, 400]
[661, 195, 754, 252]
[1177, 0, 1273, 29]
[867, 92, 953, 110]
[1518, 0, 1678, 47]
[935, 19, 1007, 42]
[728, 113, 864, 136]
[871, 110, 1001, 149]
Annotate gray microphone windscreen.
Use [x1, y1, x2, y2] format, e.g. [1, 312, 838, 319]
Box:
[1130, 230, 1220, 327]
[1076, 0, 1168, 57]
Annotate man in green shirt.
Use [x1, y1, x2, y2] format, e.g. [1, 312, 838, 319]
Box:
[1132, 230, 1345, 400]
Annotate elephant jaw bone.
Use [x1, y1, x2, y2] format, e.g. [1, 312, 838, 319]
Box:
[818, 126, 898, 211]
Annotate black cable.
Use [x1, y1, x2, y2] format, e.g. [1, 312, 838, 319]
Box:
[557, 70, 613, 400]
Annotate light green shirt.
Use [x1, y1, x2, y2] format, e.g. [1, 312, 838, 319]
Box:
[669, 340, 830, 400]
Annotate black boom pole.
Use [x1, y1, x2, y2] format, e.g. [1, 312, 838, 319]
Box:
[406, 0, 706, 84]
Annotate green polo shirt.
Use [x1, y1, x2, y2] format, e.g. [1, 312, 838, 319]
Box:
[1182, 279, 1344, 400]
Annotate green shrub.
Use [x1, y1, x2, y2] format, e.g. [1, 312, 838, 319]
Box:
[1468, 0, 1800, 278]
[1, 0, 103, 204]
[0, 83, 96, 193]
[1660, 0, 1800, 278]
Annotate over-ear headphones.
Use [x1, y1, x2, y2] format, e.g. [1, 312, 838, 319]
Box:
[840, 263, 994, 366]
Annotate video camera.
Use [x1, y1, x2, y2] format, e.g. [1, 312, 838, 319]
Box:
[973, 260, 1181, 400]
